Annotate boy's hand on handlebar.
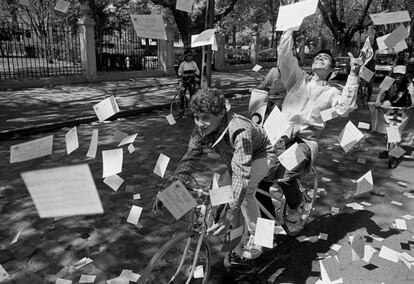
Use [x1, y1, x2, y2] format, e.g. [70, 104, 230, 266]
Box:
[207, 214, 231, 236]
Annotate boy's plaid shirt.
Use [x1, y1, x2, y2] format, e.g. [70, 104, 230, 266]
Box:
[175, 113, 277, 212]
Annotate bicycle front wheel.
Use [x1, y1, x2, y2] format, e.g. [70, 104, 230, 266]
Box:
[170, 92, 186, 120]
[140, 231, 211, 284]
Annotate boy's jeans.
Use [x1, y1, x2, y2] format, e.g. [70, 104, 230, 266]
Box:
[232, 157, 275, 235]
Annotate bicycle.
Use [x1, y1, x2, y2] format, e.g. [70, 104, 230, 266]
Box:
[357, 79, 373, 107]
[170, 77, 198, 120]
[140, 167, 318, 283]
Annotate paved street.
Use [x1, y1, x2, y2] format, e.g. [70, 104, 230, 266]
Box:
[0, 89, 413, 283]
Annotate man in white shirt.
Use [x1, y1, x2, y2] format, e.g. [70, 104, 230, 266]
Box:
[255, 67, 286, 110]
[271, 31, 363, 221]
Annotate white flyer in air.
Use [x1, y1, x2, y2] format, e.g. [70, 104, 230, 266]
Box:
[93, 96, 120, 122]
[10, 135, 53, 163]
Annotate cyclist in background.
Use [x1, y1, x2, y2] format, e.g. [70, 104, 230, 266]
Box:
[178, 50, 200, 100]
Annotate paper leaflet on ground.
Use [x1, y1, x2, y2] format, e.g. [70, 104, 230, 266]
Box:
[166, 114, 176, 125]
[10, 135, 53, 163]
[209, 185, 233, 207]
[128, 144, 135, 154]
[56, 278, 72, 284]
[394, 218, 407, 230]
[79, 274, 96, 283]
[384, 24, 409, 49]
[176, 0, 193, 13]
[359, 66, 375, 83]
[54, 0, 70, 13]
[191, 29, 216, 48]
[357, 122, 370, 129]
[252, 64, 262, 72]
[118, 133, 138, 147]
[157, 180, 197, 220]
[378, 245, 399, 263]
[388, 146, 405, 158]
[254, 217, 275, 248]
[93, 96, 120, 122]
[20, 164, 103, 218]
[10, 228, 24, 245]
[379, 76, 395, 91]
[102, 149, 123, 178]
[130, 14, 167, 40]
[193, 265, 204, 278]
[350, 235, 365, 261]
[320, 108, 338, 122]
[370, 10, 411, 25]
[153, 153, 170, 178]
[355, 170, 373, 196]
[338, 121, 364, 152]
[127, 205, 143, 225]
[376, 33, 407, 51]
[276, 0, 319, 31]
[119, 269, 141, 282]
[363, 245, 377, 262]
[278, 142, 306, 171]
[386, 126, 401, 143]
[86, 129, 98, 158]
[65, 126, 79, 155]
[319, 256, 343, 283]
[103, 174, 124, 191]
[263, 104, 291, 146]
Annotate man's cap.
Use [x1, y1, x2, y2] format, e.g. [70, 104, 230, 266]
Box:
[184, 50, 193, 57]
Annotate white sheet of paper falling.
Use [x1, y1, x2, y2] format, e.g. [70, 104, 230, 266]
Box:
[79, 275, 96, 283]
[127, 205, 143, 225]
[20, 164, 103, 218]
[395, 218, 407, 230]
[320, 256, 343, 283]
[338, 121, 364, 152]
[254, 217, 275, 248]
[65, 126, 79, 155]
[391, 200, 403, 206]
[386, 126, 401, 143]
[166, 114, 176, 125]
[54, 0, 70, 13]
[209, 185, 233, 207]
[345, 202, 364, 210]
[191, 29, 216, 48]
[360, 201, 372, 207]
[384, 25, 409, 48]
[107, 277, 128, 284]
[93, 96, 120, 122]
[10, 228, 24, 245]
[320, 108, 338, 122]
[276, 0, 318, 31]
[193, 265, 204, 278]
[118, 133, 137, 147]
[128, 144, 135, 154]
[252, 64, 262, 72]
[102, 149, 123, 178]
[157, 180, 197, 220]
[10, 135, 53, 163]
[153, 153, 170, 178]
[130, 14, 167, 41]
[74, 257, 93, 269]
[379, 76, 395, 91]
[330, 244, 342, 251]
[363, 245, 377, 262]
[357, 157, 366, 164]
[86, 129, 98, 158]
[388, 146, 405, 158]
[355, 170, 373, 196]
[103, 174, 124, 191]
[176, 0, 193, 13]
[278, 142, 306, 171]
[55, 278, 72, 284]
[378, 245, 399, 263]
[119, 270, 140, 282]
[133, 193, 141, 200]
[212, 172, 220, 189]
[359, 66, 375, 82]
[370, 10, 411, 25]
[357, 122, 370, 129]
[376, 33, 407, 51]
[0, 264, 9, 282]
[263, 105, 291, 146]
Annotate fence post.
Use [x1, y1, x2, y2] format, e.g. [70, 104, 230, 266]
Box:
[158, 22, 176, 75]
[78, 6, 97, 81]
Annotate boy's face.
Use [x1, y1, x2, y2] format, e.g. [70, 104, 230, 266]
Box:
[185, 55, 192, 62]
[193, 111, 224, 137]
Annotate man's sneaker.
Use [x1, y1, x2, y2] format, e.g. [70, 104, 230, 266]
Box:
[285, 201, 305, 223]
[242, 235, 262, 260]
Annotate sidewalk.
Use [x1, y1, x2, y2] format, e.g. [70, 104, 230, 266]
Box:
[0, 68, 268, 140]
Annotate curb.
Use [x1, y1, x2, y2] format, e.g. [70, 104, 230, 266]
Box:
[0, 88, 250, 141]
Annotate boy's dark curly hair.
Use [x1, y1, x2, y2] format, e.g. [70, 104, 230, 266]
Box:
[189, 88, 226, 115]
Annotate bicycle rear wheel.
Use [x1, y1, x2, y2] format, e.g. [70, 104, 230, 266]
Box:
[282, 167, 318, 236]
[170, 92, 187, 120]
[140, 231, 211, 284]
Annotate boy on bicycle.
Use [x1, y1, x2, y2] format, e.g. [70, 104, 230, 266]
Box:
[269, 31, 363, 222]
[177, 49, 200, 98]
[175, 88, 277, 260]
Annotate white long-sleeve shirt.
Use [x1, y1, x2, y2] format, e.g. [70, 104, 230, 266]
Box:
[277, 31, 359, 165]
[177, 61, 200, 77]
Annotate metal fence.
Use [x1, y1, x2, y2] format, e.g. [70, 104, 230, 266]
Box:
[96, 24, 158, 74]
[0, 21, 81, 80]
